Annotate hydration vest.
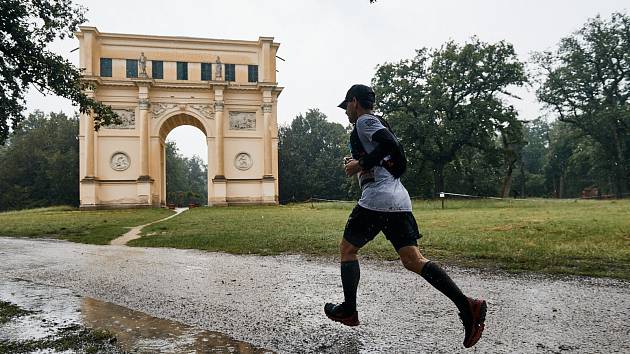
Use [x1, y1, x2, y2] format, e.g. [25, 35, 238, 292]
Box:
[350, 115, 407, 179]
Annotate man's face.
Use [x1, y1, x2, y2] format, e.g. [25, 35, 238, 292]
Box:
[345, 97, 359, 123]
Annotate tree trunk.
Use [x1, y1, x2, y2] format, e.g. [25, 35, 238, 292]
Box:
[520, 160, 526, 197]
[433, 163, 445, 197]
[608, 175, 615, 196]
[613, 165, 626, 198]
[500, 161, 516, 198]
[611, 127, 626, 198]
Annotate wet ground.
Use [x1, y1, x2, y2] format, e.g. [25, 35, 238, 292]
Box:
[0, 237, 629, 353]
[0, 279, 271, 353]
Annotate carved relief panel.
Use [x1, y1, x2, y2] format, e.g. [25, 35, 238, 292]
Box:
[151, 103, 177, 117]
[229, 112, 256, 130]
[106, 108, 135, 129]
[150, 103, 215, 119]
[190, 104, 214, 119]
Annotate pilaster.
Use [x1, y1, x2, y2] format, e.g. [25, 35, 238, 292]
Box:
[262, 102, 273, 178]
[83, 88, 96, 180]
[212, 83, 228, 205]
[134, 78, 153, 180]
[134, 78, 153, 206]
[213, 84, 227, 178]
[79, 76, 100, 208]
[261, 88, 276, 203]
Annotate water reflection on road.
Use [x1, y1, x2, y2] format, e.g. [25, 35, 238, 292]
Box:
[0, 279, 273, 353]
[82, 297, 272, 353]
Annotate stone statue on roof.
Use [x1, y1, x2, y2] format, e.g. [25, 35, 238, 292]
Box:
[139, 52, 147, 78]
[215, 56, 222, 80]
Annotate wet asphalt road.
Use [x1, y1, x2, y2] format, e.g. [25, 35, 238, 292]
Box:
[0, 237, 628, 353]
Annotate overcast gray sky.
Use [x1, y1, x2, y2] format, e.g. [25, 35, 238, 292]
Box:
[26, 0, 628, 163]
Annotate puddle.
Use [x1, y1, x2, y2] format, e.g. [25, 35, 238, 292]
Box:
[0, 278, 274, 353]
[81, 298, 272, 353]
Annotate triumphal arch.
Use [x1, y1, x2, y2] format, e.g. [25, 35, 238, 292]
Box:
[76, 27, 282, 208]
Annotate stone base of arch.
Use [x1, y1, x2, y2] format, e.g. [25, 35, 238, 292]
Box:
[79, 176, 278, 209]
[208, 175, 277, 207]
[79, 178, 155, 210]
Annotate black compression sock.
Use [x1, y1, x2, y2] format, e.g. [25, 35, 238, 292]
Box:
[420, 261, 468, 313]
[341, 260, 360, 311]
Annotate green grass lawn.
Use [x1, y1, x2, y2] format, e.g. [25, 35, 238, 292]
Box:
[0, 206, 174, 244]
[129, 199, 630, 279]
[1, 201, 628, 279]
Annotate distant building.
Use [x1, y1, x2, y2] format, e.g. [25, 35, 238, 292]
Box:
[76, 27, 282, 208]
[581, 186, 600, 199]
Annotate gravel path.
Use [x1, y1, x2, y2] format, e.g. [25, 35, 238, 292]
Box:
[110, 207, 187, 245]
[0, 237, 628, 353]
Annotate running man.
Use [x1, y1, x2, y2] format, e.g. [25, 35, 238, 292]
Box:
[324, 84, 487, 348]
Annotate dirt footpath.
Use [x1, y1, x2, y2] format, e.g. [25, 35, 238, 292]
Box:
[0, 237, 628, 353]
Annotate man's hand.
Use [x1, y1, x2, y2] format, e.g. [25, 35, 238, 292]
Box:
[345, 159, 362, 176]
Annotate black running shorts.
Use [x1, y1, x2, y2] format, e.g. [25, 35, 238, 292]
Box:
[343, 204, 421, 251]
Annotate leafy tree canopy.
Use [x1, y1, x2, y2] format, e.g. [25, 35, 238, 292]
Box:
[0, 111, 79, 210]
[534, 12, 630, 197]
[278, 109, 352, 202]
[372, 38, 527, 194]
[0, 0, 118, 145]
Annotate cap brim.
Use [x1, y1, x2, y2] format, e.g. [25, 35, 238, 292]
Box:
[337, 100, 347, 109]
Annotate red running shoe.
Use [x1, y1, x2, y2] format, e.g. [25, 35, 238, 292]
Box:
[324, 303, 359, 327]
[460, 297, 487, 348]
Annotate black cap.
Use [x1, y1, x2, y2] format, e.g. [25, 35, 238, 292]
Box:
[337, 84, 375, 109]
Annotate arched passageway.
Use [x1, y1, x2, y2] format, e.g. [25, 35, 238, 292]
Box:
[159, 116, 208, 206]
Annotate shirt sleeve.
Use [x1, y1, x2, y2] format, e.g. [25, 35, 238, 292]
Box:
[357, 115, 385, 142]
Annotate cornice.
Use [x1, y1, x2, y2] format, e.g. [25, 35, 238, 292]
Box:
[89, 78, 282, 93]
[92, 80, 135, 88]
[132, 77, 154, 87]
[79, 27, 264, 48]
[80, 76, 102, 85]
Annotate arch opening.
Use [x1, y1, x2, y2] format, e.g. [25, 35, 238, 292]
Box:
[157, 114, 210, 207]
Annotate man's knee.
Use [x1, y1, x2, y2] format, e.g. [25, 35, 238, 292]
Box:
[340, 239, 359, 260]
[398, 246, 428, 273]
[400, 253, 417, 271]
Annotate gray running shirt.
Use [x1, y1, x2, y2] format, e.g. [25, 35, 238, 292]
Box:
[355, 114, 412, 212]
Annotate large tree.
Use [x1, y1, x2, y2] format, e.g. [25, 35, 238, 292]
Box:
[372, 38, 527, 195]
[0, 111, 79, 210]
[534, 12, 630, 198]
[0, 0, 117, 145]
[278, 109, 351, 202]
